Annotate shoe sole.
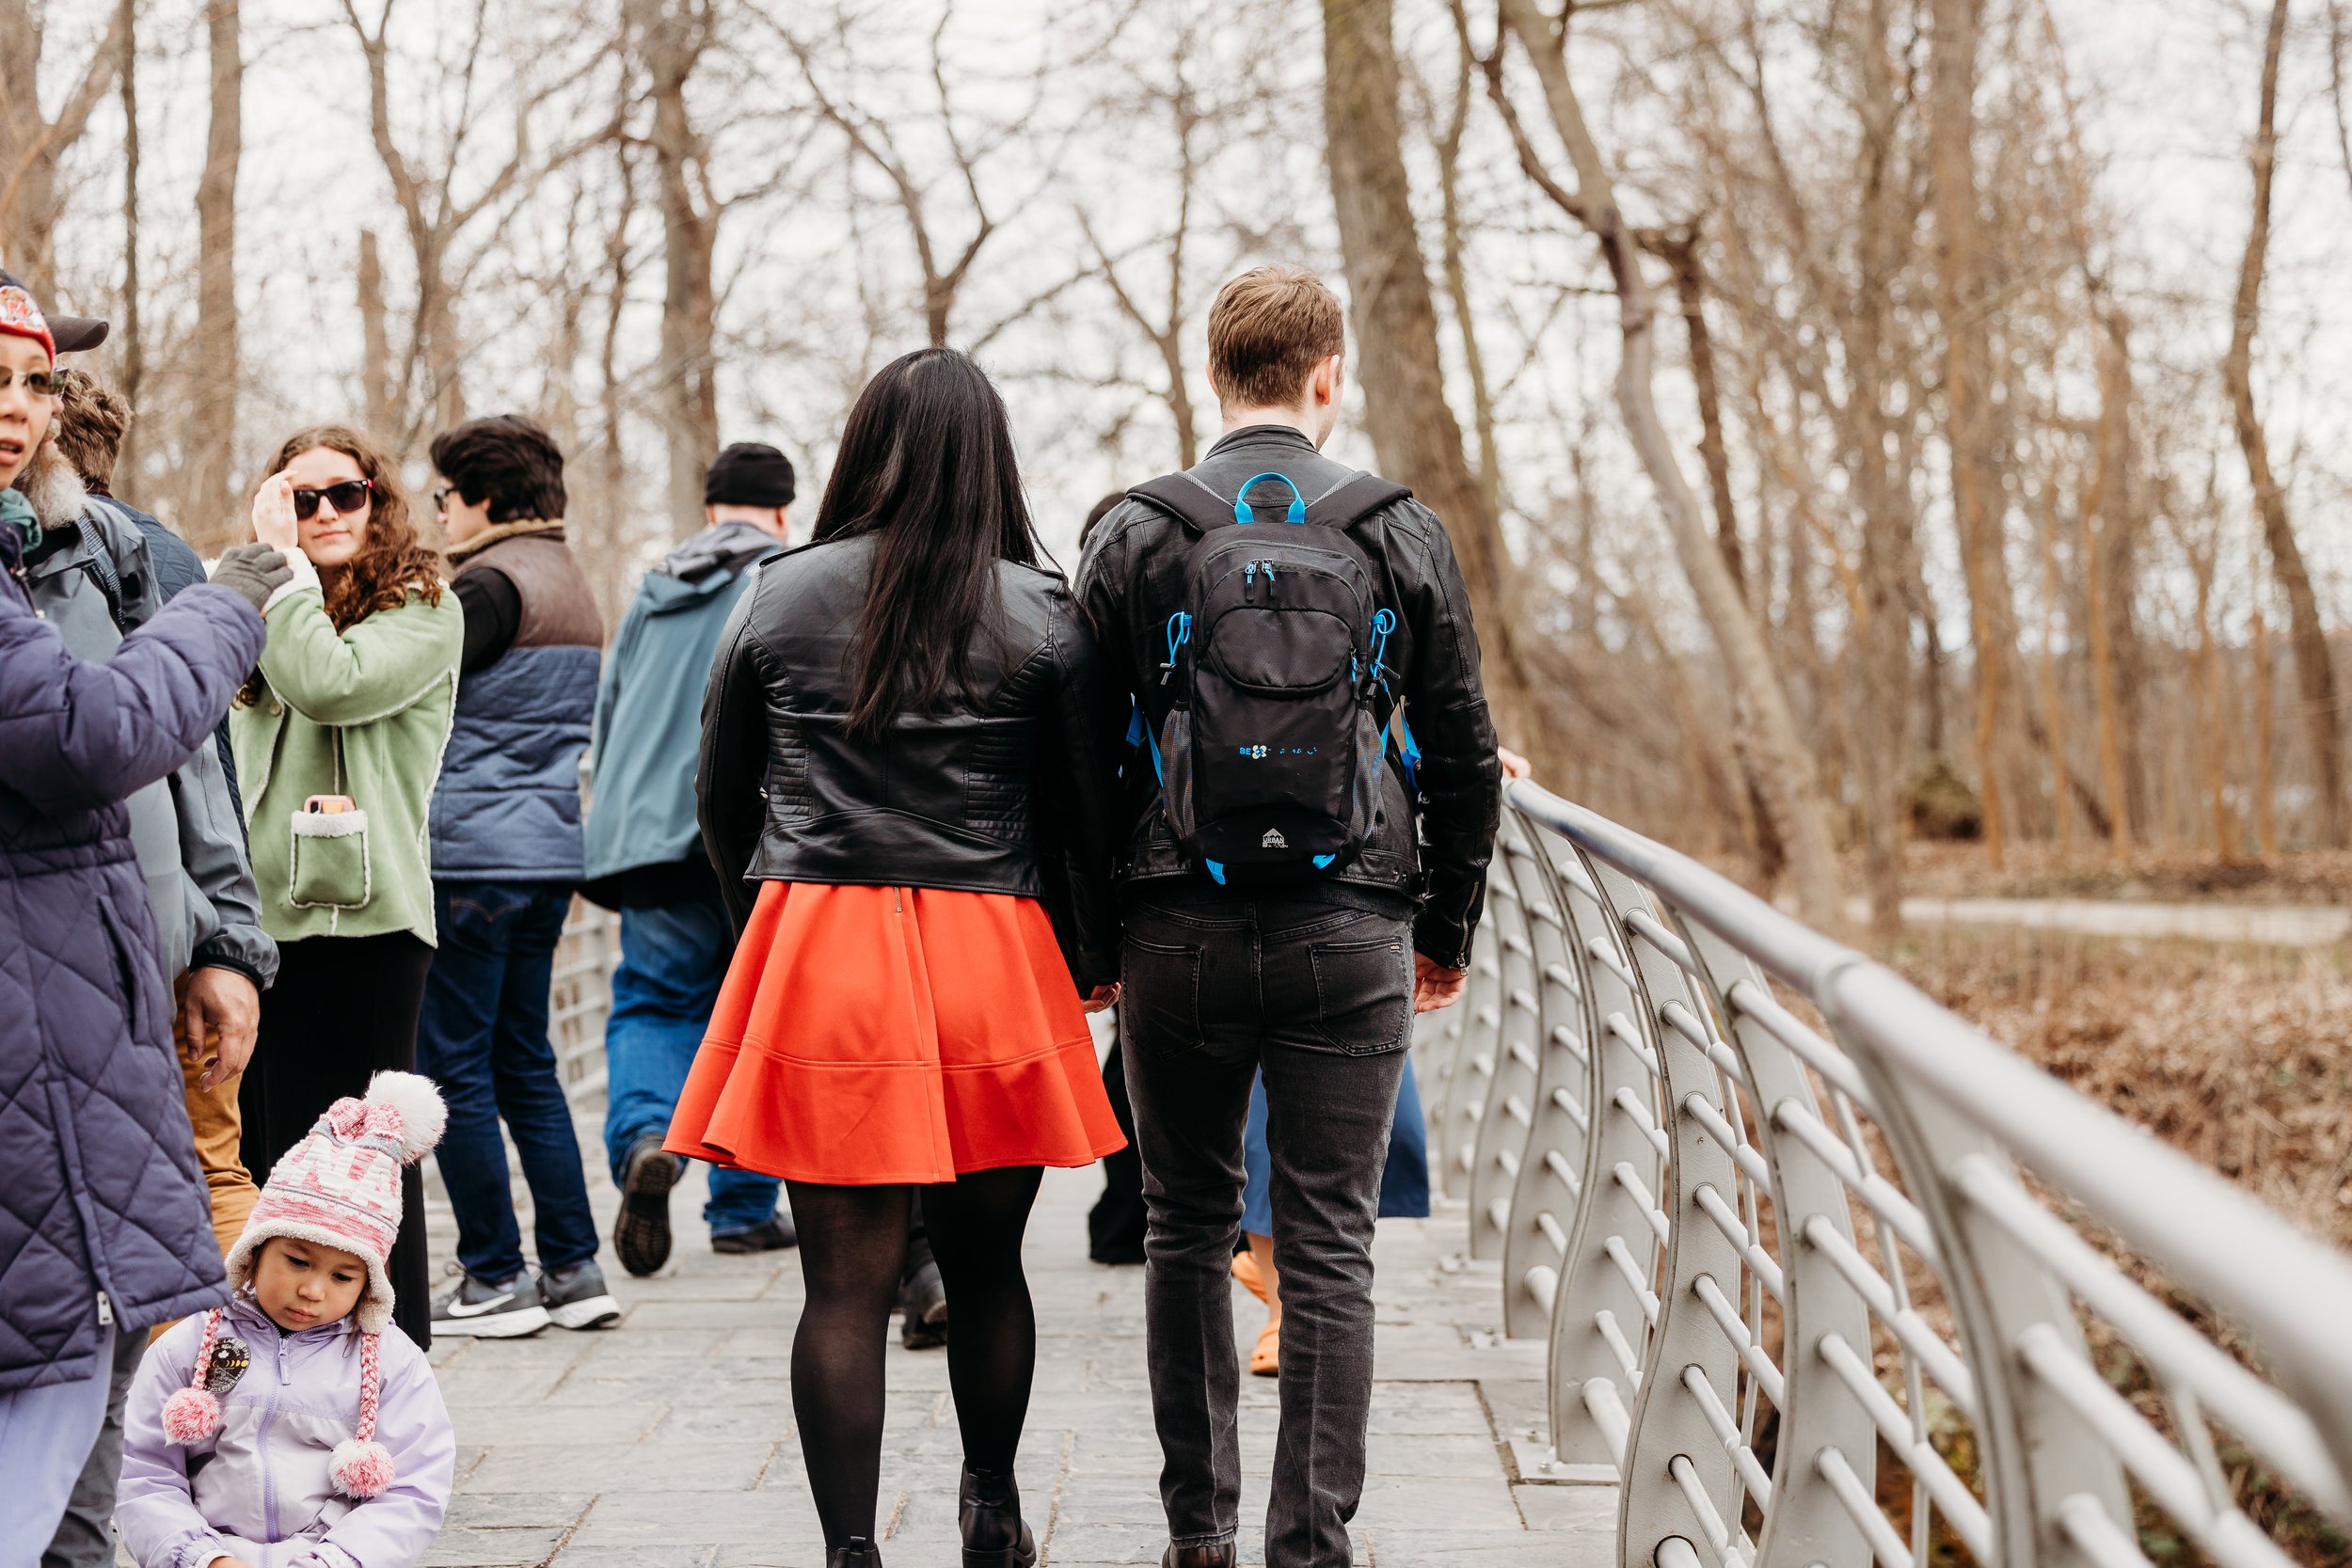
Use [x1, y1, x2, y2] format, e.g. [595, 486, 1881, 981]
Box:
[963, 1523, 1038, 1568]
[435, 1304, 551, 1338]
[614, 1149, 682, 1277]
[710, 1232, 797, 1255]
[547, 1292, 622, 1330]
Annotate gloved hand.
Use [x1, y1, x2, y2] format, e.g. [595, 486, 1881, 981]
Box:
[210, 543, 293, 612]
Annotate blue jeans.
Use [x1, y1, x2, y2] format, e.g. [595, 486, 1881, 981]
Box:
[601, 892, 781, 1236]
[419, 880, 603, 1281]
[1242, 1053, 1429, 1236]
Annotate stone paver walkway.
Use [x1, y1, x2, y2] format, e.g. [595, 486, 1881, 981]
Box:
[420, 1097, 1613, 1567]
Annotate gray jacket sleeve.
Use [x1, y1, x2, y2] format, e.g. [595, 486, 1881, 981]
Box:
[90, 499, 279, 990]
[170, 734, 278, 987]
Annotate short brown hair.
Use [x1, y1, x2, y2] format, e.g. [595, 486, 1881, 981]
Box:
[1206, 266, 1345, 408]
[54, 368, 130, 491]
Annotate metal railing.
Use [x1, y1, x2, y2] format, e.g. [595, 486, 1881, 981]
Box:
[1418, 781, 2352, 1568]
[550, 899, 620, 1102]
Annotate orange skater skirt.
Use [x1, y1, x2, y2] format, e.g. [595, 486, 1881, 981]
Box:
[664, 880, 1126, 1185]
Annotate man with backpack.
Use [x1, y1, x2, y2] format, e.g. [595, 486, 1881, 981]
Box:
[1075, 265, 1502, 1568]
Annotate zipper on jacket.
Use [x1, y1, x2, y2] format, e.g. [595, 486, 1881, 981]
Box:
[95, 1290, 113, 1326]
[261, 1335, 287, 1543]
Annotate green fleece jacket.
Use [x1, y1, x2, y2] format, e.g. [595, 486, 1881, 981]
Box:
[230, 552, 463, 945]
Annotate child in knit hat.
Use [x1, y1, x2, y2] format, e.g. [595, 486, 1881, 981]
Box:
[115, 1072, 458, 1568]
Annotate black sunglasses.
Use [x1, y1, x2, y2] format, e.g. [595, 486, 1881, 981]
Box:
[293, 479, 373, 520]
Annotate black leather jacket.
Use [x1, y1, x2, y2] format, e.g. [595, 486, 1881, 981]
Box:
[697, 533, 1120, 989]
[1075, 426, 1502, 968]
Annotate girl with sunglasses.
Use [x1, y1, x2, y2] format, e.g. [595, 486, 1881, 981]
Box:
[230, 426, 462, 1349]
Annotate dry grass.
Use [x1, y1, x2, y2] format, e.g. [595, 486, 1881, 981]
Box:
[1895, 844, 2352, 907]
[1891, 923, 2352, 1249]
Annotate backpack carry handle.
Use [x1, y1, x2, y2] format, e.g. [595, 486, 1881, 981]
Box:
[1232, 472, 1308, 526]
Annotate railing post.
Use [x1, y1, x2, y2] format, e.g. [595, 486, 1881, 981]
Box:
[1597, 868, 1742, 1568]
[1499, 807, 1597, 1344]
[1672, 919, 1878, 1568]
[1821, 971, 2132, 1568]
[1436, 917, 1504, 1200]
[1468, 816, 1546, 1262]
[1544, 842, 1670, 1472]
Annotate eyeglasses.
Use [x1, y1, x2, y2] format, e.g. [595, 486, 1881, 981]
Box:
[432, 485, 455, 512]
[293, 479, 373, 520]
[0, 368, 58, 401]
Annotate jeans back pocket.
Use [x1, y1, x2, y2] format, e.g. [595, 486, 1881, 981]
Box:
[1309, 927, 1412, 1054]
[1120, 935, 1205, 1058]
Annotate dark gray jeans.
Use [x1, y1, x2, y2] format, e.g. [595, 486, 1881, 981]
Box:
[1120, 888, 1413, 1568]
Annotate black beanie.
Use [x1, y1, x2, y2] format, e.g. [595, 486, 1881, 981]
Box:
[703, 442, 796, 508]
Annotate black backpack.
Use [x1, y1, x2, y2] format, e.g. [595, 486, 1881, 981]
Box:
[1126, 467, 1417, 885]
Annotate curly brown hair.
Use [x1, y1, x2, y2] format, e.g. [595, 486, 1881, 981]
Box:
[262, 425, 444, 628]
[239, 425, 445, 705]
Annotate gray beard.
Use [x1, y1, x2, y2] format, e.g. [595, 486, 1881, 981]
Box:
[12, 440, 89, 533]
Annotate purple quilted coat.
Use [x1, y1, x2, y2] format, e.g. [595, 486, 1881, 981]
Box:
[0, 504, 264, 1393]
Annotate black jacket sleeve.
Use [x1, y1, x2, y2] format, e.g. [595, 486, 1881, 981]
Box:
[695, 571, 771, 935]
[1034, 590, 1120, 990]
[1394, 505, 1502, 968]
[1073, 515, 1146, 849]
[452, 567, 522, 675]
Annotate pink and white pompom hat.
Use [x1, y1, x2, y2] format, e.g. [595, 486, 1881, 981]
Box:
[162, 1070, 447, 1498]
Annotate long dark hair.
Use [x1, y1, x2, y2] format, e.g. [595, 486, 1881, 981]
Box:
[814, 349, 1042, 740]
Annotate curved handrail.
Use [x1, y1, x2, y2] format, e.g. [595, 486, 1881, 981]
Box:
[1455, 780, 2352, 1568]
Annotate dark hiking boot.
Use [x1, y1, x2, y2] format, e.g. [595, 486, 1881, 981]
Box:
[538, 1258, 622, 1329]
[960, 1465, 1038, 1568]
[613, 1132, 682, 1277]
[827, 1539, 883, 1568]
[1162, 1544, 1237, 1568]
[710, 1213, 798, 1253]
[898, 1258, 948, 1349]
[431, 1269, 550, 1338]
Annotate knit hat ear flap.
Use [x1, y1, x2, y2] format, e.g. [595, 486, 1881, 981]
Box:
[327, 1331, 396, 1497]
[161, 1308, 229, 1446]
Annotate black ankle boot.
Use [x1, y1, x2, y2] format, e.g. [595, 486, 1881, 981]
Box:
[960, 1465, 1037, 1568]
[1162, 1542, 1237, 1568]
[826, 1539, 882, 1568]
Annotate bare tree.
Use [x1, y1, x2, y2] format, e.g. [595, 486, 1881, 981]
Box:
[1478, 0, 1843, 929]
[184, 0, 242, 553]
[114, 0, 144, 484]
[1323, 0, 1557, 777]
[2222, 0, 2347, 847]
[340, 0, 611, 453]
[783, 4, 1025, 350]
[0, 4, 126, 293]
[628, 0, 722, 539]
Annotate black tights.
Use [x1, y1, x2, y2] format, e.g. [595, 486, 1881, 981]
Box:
[786, 1166, 1043, 1548]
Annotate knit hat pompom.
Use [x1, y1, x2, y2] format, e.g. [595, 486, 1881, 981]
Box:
[161, 1384, 221, 1444]
[330, 1436, 397, 1498]
[363, 1070, 447, 1161]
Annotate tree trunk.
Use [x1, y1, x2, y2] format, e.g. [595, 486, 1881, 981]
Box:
[2081, 309, 2135, 856]
[116, 0, 144, 488]
[186, 0, 241, 554]
[1929, 0, 2018, 868]
[641, 4, 720, 542]
[0, 4, 125, 295]
[1321, 0, 1551, 772]
[2035, 466, 2074, 851]
[358, 231, 395, 436]
[2224, 0, 2348, 847]
[1491, 0, 1844, 931]
[2253, 603, 2278, 858]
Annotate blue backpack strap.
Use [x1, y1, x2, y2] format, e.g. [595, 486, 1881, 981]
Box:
[1391, 709, 1422, 798]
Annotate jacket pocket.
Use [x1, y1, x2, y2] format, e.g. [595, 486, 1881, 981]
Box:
[288, 809, 373, 911]
[95, 895, 163, 1045]
[1308, 919, 1412, 1055]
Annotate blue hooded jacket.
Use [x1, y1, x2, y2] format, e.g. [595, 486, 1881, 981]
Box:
[580, 523, 780, 908]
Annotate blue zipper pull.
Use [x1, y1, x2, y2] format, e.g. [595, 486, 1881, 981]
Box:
[1246, 563, 1258, 588]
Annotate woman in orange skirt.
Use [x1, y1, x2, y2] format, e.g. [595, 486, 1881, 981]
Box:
[670, 348, 1122, 1568]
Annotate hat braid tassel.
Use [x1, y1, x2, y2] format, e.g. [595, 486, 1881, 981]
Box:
[161, 1308, 228, 1444]
[328, 1332, 396, 1497]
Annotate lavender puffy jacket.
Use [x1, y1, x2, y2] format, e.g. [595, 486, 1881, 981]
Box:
[118, 1296, 454, 1568]
[0, 501, 262, 1391]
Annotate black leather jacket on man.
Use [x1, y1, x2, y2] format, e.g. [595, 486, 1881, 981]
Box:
[697, 531, 1120, 989]
[1075, 425, 1503, 969]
